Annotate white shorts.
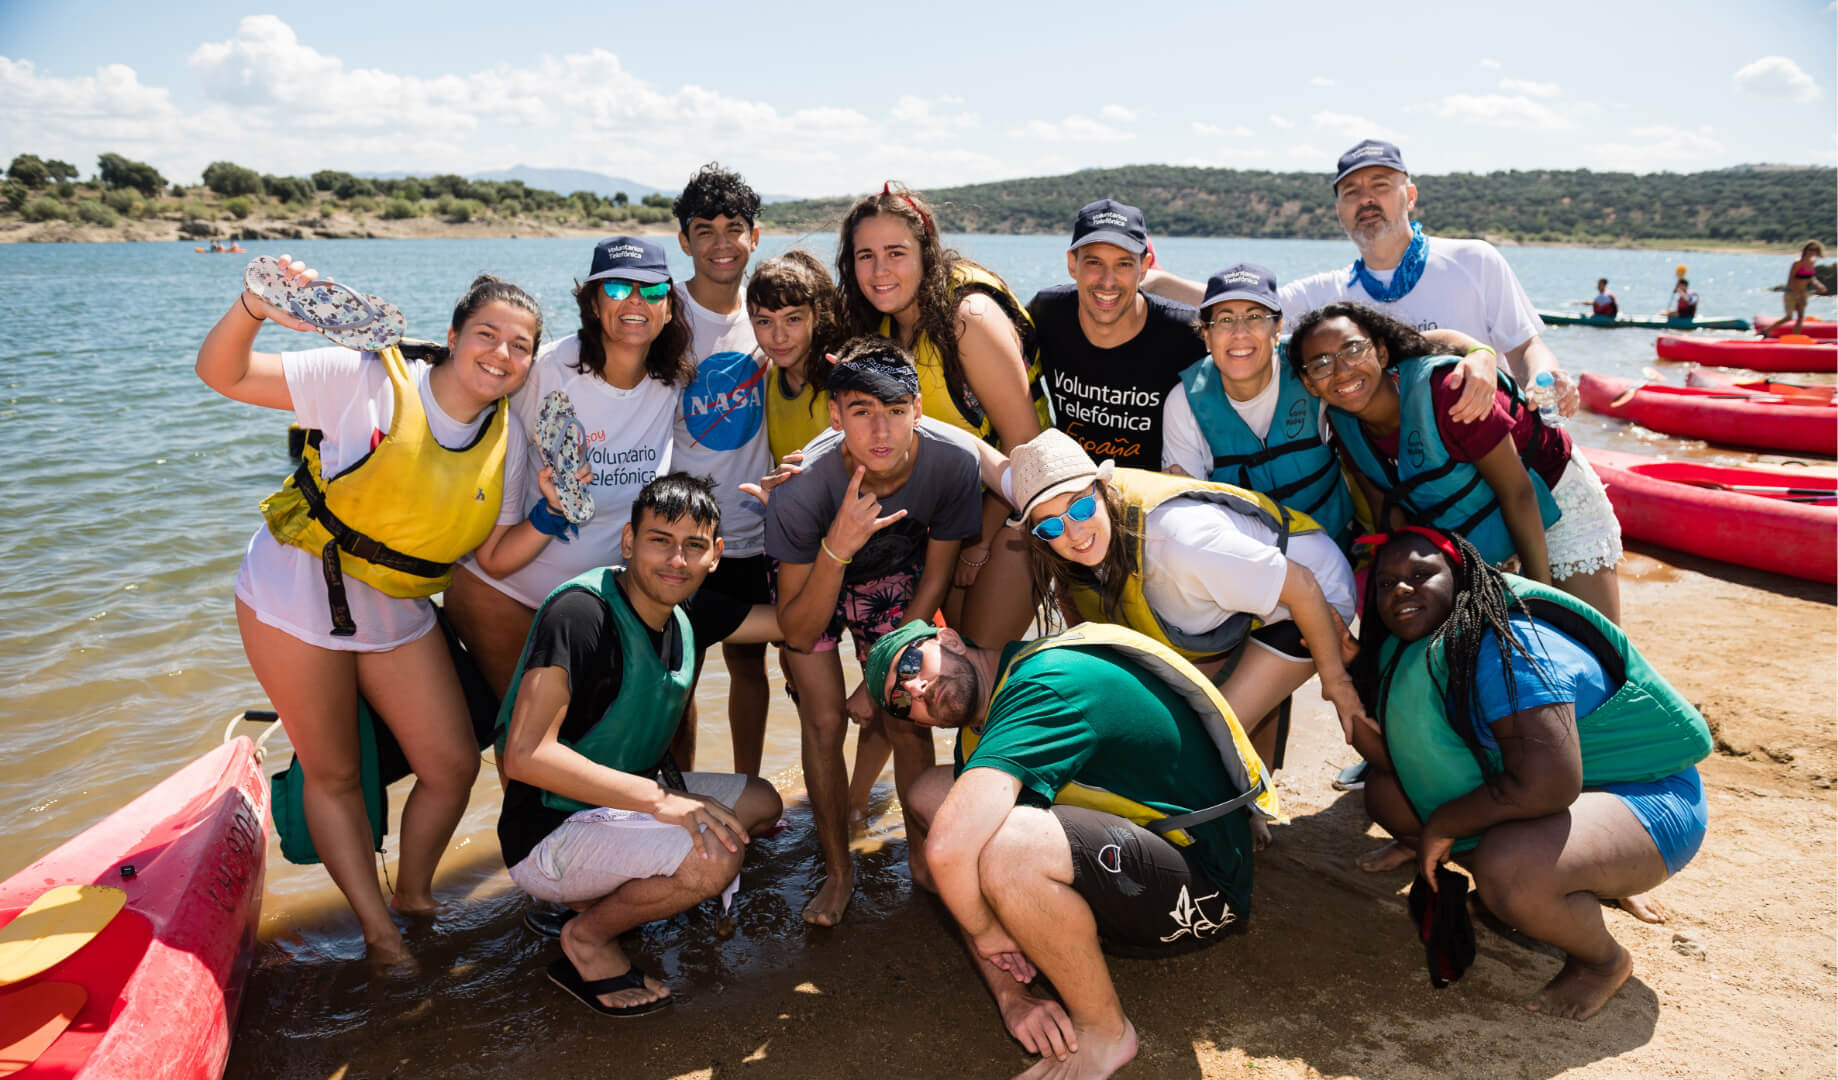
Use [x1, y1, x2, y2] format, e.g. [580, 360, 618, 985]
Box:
[1544, 447, 1624, 581]
[507, 772, 751, 906]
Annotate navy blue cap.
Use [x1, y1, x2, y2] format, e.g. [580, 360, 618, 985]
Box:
[585, 235, 671, 285]
[1332, 139, 1408, 189]
[1069, 199, 1148, 254]
[1199, 263, 1281, 313]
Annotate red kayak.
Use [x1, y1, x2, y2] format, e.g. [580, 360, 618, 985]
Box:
[1579, 372, 1837, 456]
[1588, 446, 1837, 583]
[1684, 370, 1836, 403]
[1654, 334, 1838, 372]
[0, 737, 269, 1079]
[1753, 315, 1836, 340]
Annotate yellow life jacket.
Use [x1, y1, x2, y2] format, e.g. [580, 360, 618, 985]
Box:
[1068, 468, 1325, 664]
[959, 622, 1281, 842]
[764, 362, 833, 465]
[877, 263, 1051, 445]
[260, 344, 510, 635]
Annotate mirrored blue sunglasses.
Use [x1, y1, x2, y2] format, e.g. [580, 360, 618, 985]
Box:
[603, 280, 672, 303]
[1031, 485, 1101, 541]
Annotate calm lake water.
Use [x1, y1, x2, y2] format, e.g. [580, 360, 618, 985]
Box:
[0, 232, 1828, 1074]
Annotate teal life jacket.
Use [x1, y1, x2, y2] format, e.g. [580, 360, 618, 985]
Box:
[492, 567, 695, 814]
[1179, 354, 1355, 547]
[1326, 355, 1560, 564]
[1379, 575, 1713, 851]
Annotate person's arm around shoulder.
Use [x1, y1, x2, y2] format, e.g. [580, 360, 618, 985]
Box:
[1417, 700, 1582, 882]
[955, 291, 1042, 450]
[1421, 329, 1500, 425]
[1139, 267, 1205, 306]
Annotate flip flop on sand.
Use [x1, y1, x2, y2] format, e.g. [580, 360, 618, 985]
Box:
[244, 255, 407, 352]
[535, 391, 595, 525]
[546, 956, 672, 1018]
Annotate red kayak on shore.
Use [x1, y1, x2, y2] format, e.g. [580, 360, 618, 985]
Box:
[0, 737, 269, 1079]
[1579, 372, 1838, 456]
[1588, 446, 1836, 583]
[1684, 370, 1836, 403]
[1753, 315, 1836, 340]
[1654, 334, 1838, 372]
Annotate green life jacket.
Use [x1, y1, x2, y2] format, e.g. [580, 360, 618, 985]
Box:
[1380, 575, 1712, 851]
[958, 622, 1281, 843]
[492, 567, 695, 815]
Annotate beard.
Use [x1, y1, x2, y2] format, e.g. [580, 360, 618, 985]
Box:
[925, 653, 981, 726]
[1344, 206, 1407, 253]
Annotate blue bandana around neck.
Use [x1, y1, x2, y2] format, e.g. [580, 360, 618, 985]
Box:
[1348, 222, 1427, 303]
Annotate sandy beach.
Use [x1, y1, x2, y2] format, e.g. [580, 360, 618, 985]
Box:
[221, 539, 1836, 1080]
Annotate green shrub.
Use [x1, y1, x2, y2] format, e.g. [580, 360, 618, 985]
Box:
[181, 200, 212, 222]
[203, 161, 264, 197]
[22, 196, 68, 222]
[74, 200, 118, 226]
[101, 188, 139, 214]
[496, 198, 523, 218]
[632, 205, 670, 224]
[54, 181, 75, 199]
[97, 152, 165, 196]
[7, 154, 47, 189]
[2, 180, 27, 211]
[396, 179, 424, 203]
[382, 198, 417, 220]
[446, 198, 483, 223]
[334, 175, 375, 199]
[223, 196, 254, 220]
[345, 195, 378, 214]
[434, 194, 456, 217]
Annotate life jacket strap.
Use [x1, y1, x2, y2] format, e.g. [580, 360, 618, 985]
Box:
[1146, 774, 1267, 839]
[292, 457, 453, 636]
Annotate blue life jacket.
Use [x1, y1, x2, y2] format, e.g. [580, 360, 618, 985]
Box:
[1178, 353, 1355, 547]
[1326, 355, 1560, 564]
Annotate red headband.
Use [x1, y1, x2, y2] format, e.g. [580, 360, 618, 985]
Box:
[1356, 525, 1463, 568]
[881, 181, 934, 236]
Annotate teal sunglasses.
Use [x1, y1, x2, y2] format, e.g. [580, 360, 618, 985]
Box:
[603, 280, 672, 303]
[1031, 485, 1101, 541]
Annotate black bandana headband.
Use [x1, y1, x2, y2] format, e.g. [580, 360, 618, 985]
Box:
[826, 351, 920, 402]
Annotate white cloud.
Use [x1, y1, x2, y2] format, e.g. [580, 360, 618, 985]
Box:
[1192, 122, 1252, 137]
[1587, 125, 1727, 169]
[1416, 94, 1569, 130]
[1099, 104, 1138, 123]
[1310, 111, 1400, 142]
[1269, 113, 1294, 129]
[1499, 77, 1560, 98]
[1479, 58, 1502, 70]
[1286, 144, 1324, 161]
[0, 56, 189, 154]
[1309, 76, 1335, 88]
[1733, 56, 1821, 103]
[1011, 114, 1134, 142]
[890, 95, 981, 144]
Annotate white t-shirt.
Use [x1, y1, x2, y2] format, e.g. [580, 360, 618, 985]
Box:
[1160, 355, 1330, 480]
[1140, 496, 1357, 639]
[672, 289, 769, 557]
[235, 345, 526, 651]
[1279, 236, 1546, 373]
[461, 333, 678, 608]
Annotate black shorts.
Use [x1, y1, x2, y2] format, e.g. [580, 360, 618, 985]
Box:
[701, 553, 773, 607]
[1248, 620, 1307, 661]
[1052, 805, 1242, 959]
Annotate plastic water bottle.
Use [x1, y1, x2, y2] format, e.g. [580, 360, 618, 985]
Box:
[1531, 371, 1565, 427]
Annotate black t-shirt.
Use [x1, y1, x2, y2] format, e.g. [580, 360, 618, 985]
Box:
[496, 580, 737, 868]
[1028, 285, 1203, 469]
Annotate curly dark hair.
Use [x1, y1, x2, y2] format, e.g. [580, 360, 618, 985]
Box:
[1351, 528, 1550, 785]
[1285, 300, 1460, 383]
[746, 249, 842, 414]
[834, 182, 1031, 432]
[672, 162, 760, 231]
[569, 277, 694, 386]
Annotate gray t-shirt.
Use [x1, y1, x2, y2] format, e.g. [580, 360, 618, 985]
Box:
[765, 417, 984, 583]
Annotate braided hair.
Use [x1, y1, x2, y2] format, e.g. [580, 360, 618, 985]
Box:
[1352, 528, 1550, 783]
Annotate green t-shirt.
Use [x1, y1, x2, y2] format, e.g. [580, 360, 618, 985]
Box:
[958, 642, 1254, 913]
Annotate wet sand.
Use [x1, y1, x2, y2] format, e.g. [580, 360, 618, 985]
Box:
[223, 547, 1837, 1080]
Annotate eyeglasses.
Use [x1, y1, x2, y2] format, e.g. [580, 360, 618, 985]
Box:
[1300, 338, 1375, 378]
[1204, 312, 1277, 334]
[1030, 485, 1101, 541]
[885, 641, 926, 719]
[603, 280, 672, 303]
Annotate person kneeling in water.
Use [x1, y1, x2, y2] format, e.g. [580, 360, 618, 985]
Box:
[495, 473, 782, 1016]
[873, 618, 1275, 1079]
[1351, 527, 1711, 1020]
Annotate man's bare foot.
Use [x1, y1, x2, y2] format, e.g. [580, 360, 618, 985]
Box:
[364, 934, 419, 976]
[1527, 947, 1633, 1021]
[802, 868, 854, 927]
[1354, 840, 1415, 872]
[848, 807, 869, 835]
[559, 920, 670, 1010]
[1013, 1018, 1137, 1079]
[1249, 816, 1274, 852]
[1616, 892, 1668, 923]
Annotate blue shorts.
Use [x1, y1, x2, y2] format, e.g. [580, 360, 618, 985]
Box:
[1601, 766, 1707, 877]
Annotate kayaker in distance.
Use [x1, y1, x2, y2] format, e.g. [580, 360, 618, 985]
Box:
[1781, 240, 1829, 334]
[1663, 279, 1699, 320]
[1590, 278, 1618, 318]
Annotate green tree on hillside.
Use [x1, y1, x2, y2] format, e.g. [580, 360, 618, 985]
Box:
[203, 161, 264, 197]
[8, 154, 47, 189]
[97, 153, 166, 197]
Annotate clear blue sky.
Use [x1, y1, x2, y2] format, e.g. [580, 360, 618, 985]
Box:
[2, 0, 1833, 195]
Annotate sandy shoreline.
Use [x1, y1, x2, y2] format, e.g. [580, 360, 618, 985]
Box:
[0, 211, 1804, 256]
[222, 543, 1837, 1080]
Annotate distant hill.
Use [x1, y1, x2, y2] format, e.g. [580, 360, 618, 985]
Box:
[356, 165, 802, 204]
[761, 164, 1837, 247]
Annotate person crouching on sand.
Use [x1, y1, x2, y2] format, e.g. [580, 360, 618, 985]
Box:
[870, 618, 1273, 1079]
[1350, 527, 1711, 1020]
[495, 473, 782, 1015]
